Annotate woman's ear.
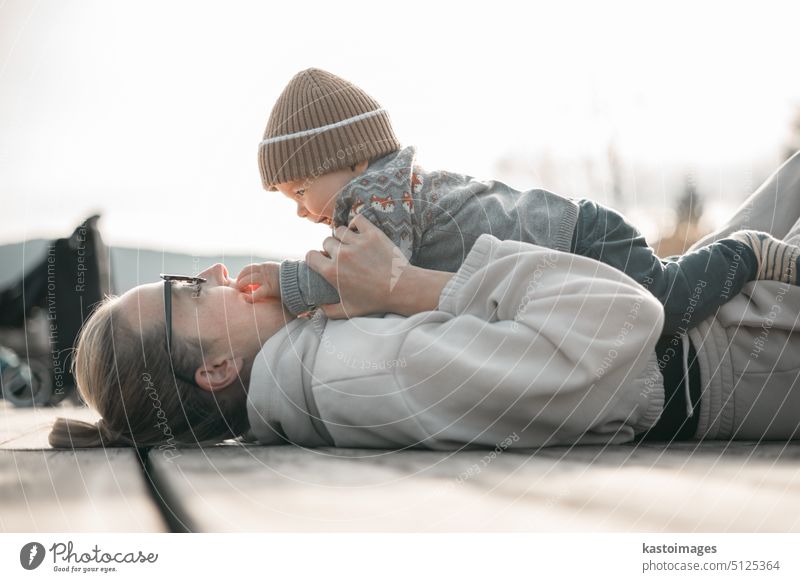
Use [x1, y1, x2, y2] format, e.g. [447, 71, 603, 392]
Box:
[194, 357, 244, 392]
[354, 159, 369, 174]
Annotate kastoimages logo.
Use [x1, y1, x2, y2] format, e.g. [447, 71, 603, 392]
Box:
[20, 542, 46, 570]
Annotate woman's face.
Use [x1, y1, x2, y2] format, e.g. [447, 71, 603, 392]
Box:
[117, 263, 294, 363]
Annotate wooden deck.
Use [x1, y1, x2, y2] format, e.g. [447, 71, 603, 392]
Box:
[3, 401, 800, 532]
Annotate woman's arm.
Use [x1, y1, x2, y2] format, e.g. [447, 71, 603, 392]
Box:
[306, 213, 455, 318]
[384, 265, 454, 316]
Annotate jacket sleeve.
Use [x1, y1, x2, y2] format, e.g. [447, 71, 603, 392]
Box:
[394, 233, 666, 449]
[279, 259, 341, 316]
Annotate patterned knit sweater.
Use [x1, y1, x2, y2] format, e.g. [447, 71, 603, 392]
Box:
[278, 145, 580, 315]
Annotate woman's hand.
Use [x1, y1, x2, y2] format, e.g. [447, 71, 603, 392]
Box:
[234, 262, 280, 303]
[307, 214, 455, 318]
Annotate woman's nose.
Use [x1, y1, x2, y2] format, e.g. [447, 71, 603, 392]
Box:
[296, 204, 308, 218]
[197, 263, 228, 284]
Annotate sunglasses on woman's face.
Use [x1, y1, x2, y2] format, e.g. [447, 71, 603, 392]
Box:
[160, 274, 207, 386]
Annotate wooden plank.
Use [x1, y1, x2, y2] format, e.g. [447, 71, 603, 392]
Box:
[0, 449, 168, 532]
[0, 402, 167, 532]
[0, 401, 99, 450]
[148, 442, 800, 532]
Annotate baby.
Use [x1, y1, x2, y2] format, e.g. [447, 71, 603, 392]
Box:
[240, 67, 800, 336]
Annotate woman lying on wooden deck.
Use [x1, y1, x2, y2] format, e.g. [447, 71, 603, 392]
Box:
[49, 153, 800, 451]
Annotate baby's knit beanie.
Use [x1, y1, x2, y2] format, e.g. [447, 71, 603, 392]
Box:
[258, 68, 402, 191]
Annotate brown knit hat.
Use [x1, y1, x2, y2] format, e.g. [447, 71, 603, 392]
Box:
[258, 68, 402, 191]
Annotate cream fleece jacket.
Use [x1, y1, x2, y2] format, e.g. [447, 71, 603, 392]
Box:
[245, 234, 666, 450]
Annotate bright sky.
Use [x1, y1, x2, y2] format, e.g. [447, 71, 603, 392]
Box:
[1, 0, 799, 257]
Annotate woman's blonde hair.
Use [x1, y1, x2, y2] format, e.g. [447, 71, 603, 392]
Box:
[48, 295, 250, 449]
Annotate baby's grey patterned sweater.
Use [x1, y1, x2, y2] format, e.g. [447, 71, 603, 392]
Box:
[278, 145, 580, 315]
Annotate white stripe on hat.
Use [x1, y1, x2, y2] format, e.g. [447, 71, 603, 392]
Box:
[259, 109, 387, 146]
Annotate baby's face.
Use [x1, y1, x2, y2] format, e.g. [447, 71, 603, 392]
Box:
[275, 161, 367, 226]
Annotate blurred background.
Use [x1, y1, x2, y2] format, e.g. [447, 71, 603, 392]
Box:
[2, 0, 800, 291]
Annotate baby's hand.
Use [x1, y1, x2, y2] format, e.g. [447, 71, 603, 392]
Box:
[235, 262, 280, 303]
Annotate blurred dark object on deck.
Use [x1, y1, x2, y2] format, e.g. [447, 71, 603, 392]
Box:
[0, 215, 110, 407]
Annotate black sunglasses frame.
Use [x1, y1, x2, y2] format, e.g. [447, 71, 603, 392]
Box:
[160, 274, 207, 386]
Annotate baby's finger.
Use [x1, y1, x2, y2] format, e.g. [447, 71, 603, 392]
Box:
[321, 236, 342, 258]
[334, 225, 355, 242]
[235, 272, 261, 290]
[235, 264, 258, 281]
[348, 212, 374, 233]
